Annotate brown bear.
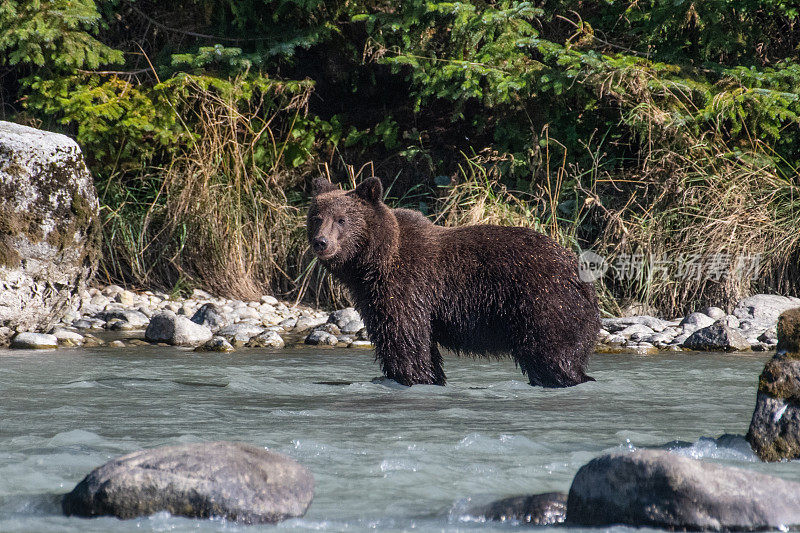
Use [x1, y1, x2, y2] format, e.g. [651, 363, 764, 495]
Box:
[307, 177, 600, 387]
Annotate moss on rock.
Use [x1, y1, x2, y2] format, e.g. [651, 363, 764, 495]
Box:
[776, 307, 800, 357]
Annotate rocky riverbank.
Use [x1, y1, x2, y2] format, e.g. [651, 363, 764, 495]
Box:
[1, 284, 370, 351]
[2, 285, 799, 354]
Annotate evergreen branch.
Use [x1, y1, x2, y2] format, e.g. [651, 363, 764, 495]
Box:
[128, 3, 275, 43]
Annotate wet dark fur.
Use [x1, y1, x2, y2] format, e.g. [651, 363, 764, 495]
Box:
[307, 177, 600, 387]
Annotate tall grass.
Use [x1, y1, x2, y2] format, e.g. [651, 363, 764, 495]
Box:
[582, 63, 800, 316]
[99, 75, 312, 300]
[96, 72, 799, 315]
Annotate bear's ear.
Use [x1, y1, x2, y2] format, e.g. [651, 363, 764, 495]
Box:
[312, 177, 338, 196]
[354, 177, 383, 204]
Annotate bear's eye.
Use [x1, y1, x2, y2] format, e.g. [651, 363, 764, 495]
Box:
[312, 215, 323, 223]
[337, 218, 345, 226]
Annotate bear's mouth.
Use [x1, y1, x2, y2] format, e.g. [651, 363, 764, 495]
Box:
[315, 248, 338, 260]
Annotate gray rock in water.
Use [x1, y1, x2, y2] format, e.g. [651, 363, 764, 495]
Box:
[566, 449, 800, 530]
[683, 322, 750, 352]
[61, 441, 314, 523]
[145, 311, 213, 347]
[748, 388, 800, 462]
[10, 332, 58, 349]
[0, 121, 100, 342]
[305, 330, 338, 346]
[747, 308, 800, 461]
[734, 294, 800, 328]
[470, 492, 566, 525]
[190, 303, 227, 330]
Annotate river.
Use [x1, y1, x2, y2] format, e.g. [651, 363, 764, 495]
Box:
[1, 346, 796, 531]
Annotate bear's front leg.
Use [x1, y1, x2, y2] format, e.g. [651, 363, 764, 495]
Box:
[372, 319, 444, 386]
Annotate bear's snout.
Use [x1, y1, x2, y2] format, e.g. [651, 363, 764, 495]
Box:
[312, 236, 329, 254]
[311, 237, 330, 255]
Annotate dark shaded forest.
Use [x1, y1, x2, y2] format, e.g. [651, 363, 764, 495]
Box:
[1, 0, 798, 315]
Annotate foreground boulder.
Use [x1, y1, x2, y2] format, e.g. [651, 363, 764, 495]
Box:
[566, 449, 800, 530]
[747, 307, 800, 461]
[62, 442, 314, 523]
[469, 492, 566, 525]
[0, 121, 100, 343]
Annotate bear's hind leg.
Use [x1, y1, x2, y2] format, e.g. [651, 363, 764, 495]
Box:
[513, 346, 594, 388]
[430, 344, 446, 386]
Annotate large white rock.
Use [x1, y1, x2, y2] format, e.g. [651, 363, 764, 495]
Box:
[0, 122, 99, 343]
[734, 295, 800, 327]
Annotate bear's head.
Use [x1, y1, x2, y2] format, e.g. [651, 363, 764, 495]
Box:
[307, 177, 387, 265]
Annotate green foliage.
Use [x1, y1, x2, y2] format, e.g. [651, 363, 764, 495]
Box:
[0, 0, 122, 70]
[2, 0, 799, 309]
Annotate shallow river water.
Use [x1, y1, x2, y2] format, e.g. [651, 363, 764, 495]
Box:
[1, 345, 798, 532]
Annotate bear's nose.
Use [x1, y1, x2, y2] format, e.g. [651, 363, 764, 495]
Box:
[313, 236, 328, 253]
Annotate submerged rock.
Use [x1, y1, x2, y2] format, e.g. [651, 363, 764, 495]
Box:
[747, 307, 800, 462]
[683, 321, 750, 352]
[62, 441, 314, 523]
[470, 492, 566, 525]
[0, 121, 100, 344]
[566, 449, 800, 530]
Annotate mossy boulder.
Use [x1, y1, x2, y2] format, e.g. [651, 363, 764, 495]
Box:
[0, 121, 99, 343]
[746, 307, 800, 461]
